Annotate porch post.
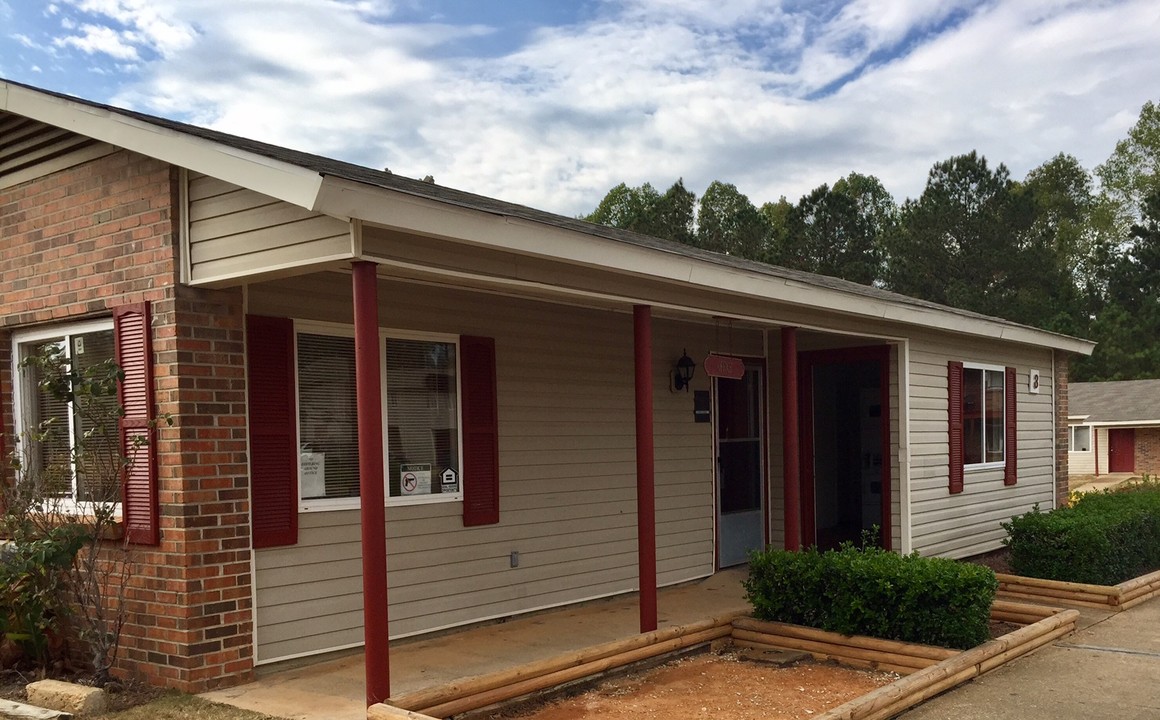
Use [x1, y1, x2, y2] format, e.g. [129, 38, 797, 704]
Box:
[353, 261, 390, 705]
[633, 305, 658, 633]
[781, 326, 801, 551]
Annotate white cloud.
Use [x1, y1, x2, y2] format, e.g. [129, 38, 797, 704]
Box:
[22, 0, 1160, 215]
[54, 23, 140, 60]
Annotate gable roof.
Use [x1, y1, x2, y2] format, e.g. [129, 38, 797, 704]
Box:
[1070, 380, 1160, 424]
[1, 78, 1095, 354]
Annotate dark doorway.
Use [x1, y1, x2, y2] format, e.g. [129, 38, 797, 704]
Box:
[800, 346, 891, 551]
[1108, 428, 1136, 473]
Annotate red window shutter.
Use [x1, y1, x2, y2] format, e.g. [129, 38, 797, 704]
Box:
[460, 335, 499, 526]
[114, 303, 159, 545]
[246, 315, 298, 548]
[1004, 366, 1018, 486]
[948, 361, 964, 494]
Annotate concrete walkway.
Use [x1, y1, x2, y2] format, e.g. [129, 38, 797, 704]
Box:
[900, 597, 1160, 720]
[201, 569, 749, 720]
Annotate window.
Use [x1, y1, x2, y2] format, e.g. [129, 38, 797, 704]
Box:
[1070, 425, 1091, 452]
[385, 338, 460, 500]
[962, 365, 1006, 466]
[12, 321, 118, 503]
[948, 361, 1017, 493]
[295, 324, 461, 509]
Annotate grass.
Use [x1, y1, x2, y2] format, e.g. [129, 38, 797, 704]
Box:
[92, 692, 287, 720]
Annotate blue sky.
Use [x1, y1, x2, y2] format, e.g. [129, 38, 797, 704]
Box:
[2, 0, 1159, 215]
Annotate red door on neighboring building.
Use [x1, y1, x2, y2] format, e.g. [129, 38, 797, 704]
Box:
[1108, 428, 1136, 473]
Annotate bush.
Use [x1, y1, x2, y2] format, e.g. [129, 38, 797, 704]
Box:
[744, 543, 997, 649]
[1003, 483, 1160, 585]
[0, 522, 88, 665]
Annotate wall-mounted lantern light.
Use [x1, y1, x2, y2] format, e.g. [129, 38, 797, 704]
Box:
[672, 349, 697, 392]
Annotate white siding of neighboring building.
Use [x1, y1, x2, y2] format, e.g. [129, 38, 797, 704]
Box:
[907, 334, 1056, 559]
[1068, 423, 1095, 475]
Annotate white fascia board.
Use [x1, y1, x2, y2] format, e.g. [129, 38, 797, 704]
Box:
[317, 175, 1095, 354]
[1089, 420, 1160, 428]
[1, 81, 325, 211]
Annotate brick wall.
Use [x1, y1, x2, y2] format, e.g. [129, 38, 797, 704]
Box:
[1054, 351, 1069, 508]
[1136, 428, 1160, 477]
[0, 150, 254, 691]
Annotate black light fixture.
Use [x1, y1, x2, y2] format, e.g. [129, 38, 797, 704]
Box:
[673, 349, 696, 392]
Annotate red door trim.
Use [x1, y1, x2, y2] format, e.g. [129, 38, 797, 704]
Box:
[798, 345, 893, 551]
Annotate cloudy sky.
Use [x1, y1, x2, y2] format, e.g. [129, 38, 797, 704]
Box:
[1, 0, 1158, 216]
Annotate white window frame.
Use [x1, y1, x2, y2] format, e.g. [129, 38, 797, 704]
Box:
[1069, 425, 1092, 453]
[294, 320, 464, 512]
[962, 362, 1006, 472]
[11, 319, 119, 513]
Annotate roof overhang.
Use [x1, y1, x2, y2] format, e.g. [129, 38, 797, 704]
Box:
[1, 79, 1097, 357]
[1, 80, 324, 209]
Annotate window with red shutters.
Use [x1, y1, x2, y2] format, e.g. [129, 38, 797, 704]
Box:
[1004, 366, 1017, 485]
[247, 315, 299, 548]
[948, 361, 964, 494]
[114, 303, 159, 545]
[460, 335, 499, 526]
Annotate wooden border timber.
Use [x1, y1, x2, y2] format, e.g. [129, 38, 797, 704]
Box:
[368, 601, 1076, 720]
[996, 568, 1160, 610]
[813, 608, 1080, 720]
[382, 613, 740, 719]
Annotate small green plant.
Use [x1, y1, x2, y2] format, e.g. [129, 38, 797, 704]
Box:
[0, 522, 88, 665]
[1003, 484, 1160, 585]
[744, 540, 997, 650]
[3, 343, 166, 684]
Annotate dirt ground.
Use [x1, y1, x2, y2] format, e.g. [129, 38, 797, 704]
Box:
[498, 652, 897, 720]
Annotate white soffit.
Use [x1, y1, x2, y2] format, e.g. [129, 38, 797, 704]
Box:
[0, 81, 324, 211]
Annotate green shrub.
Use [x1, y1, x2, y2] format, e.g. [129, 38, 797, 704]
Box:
[1003, 484, 1160, 585]
[0, 522, 88, 664]
[744, 544, 997, 649]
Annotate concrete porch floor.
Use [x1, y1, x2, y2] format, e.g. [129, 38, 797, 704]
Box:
[201, 568, 750, 720]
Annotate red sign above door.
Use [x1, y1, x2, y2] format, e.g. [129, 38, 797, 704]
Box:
[704, 353, 745, 379]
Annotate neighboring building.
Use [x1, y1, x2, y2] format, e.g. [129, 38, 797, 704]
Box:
[1068, 380, 1160, 477]
[0, 78, 1093, 696]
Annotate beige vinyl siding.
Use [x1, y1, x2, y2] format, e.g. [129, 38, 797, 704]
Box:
[186, 173, 350, 282]
[1068, 423, 1095, 475]
[249, 274, 753, 662]
[907, 334, 1056, 559]
[0, 112, 115, 189]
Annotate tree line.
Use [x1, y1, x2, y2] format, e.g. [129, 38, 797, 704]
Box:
[583, 101, 1160, 382]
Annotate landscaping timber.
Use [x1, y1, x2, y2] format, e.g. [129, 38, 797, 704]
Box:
[385, 613, 739, 718]
[813, 608, 1079, 720]
[996, 568, 1160, 610]
[370, 599, 1077, 720]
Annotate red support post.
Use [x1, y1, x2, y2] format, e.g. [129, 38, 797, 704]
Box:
[633, 305, 658, 633]
[782, 327, 801, 551]
[353, 262, 390, 705]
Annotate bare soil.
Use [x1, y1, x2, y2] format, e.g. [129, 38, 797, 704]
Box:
[966, 547, 1013, 575]
[497, 652, 897, 720]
